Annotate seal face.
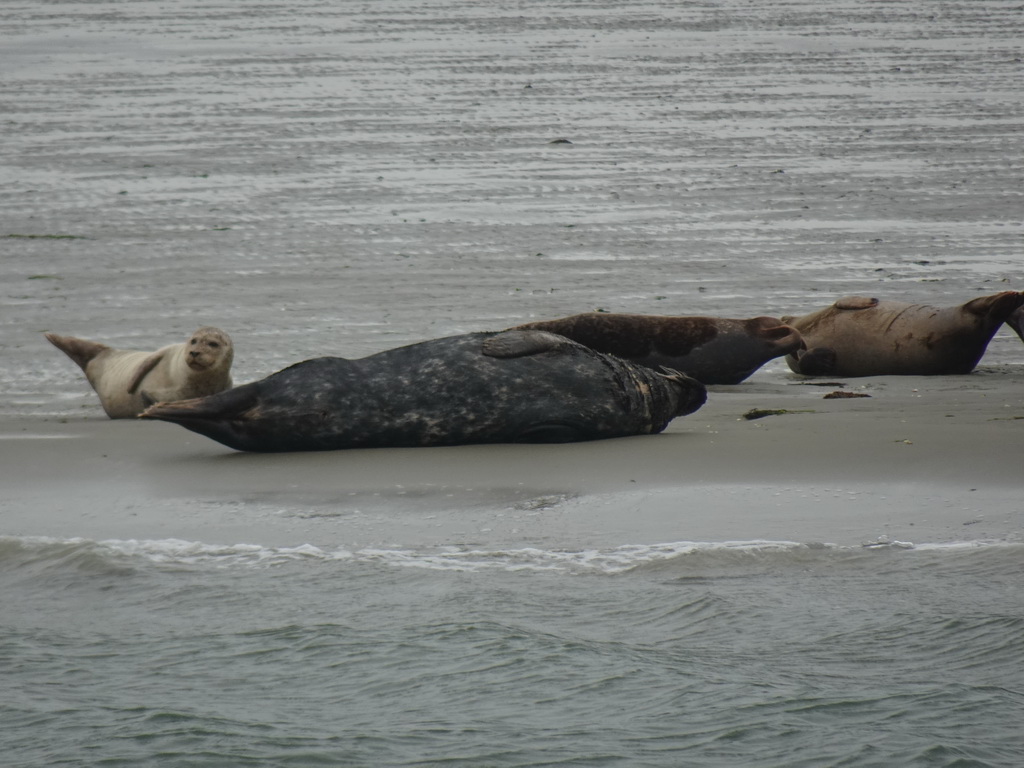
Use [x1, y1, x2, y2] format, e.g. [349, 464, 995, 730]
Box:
[782, 291, 1024, 377]
[139, 331, 707, 453]
[45, 326, 234, 418]
[509, 313, 803, 384]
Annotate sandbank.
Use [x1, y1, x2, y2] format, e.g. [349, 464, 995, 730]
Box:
[5, 366, 1021, 552]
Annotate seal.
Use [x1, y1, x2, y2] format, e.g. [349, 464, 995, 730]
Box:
[45, 326, 234, 418]
[139, 330, 707, 452]
[782, 291, 1024, 376]
[508, 313, 803, 384]
[1007, 306, 1024, 344]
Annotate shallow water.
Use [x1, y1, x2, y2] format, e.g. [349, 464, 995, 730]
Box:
[2, 1, 1024, 765]
[3, 535, 1023, 767]
[3, 0, 1024, 413]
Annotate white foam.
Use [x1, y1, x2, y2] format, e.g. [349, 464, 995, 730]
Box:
[100, 538, 351, 566]
[357, 539, 821, 573]
[5, 535, 1020, 574]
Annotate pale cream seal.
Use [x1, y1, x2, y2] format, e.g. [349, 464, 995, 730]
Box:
[46, 327, 234, 418]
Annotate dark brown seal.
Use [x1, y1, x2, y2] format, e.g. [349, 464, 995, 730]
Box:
[783, 291, 1024, 376]
[509, 313, 802, 384]
[139, 331, 707, 452]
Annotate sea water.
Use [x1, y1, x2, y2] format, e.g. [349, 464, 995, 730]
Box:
[3, 534, 1023, 767]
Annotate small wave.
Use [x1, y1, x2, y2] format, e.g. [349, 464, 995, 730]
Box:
[3, 535, 1021, 575]
[358, 539, 826, 573]
[0, 535, 347, 571]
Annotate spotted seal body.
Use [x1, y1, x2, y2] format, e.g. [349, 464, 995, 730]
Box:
[510, 313, 802, 384]
[45, 327, 234, 418]
[783, 292, 1024, 377]
[139, 331, 707, 452]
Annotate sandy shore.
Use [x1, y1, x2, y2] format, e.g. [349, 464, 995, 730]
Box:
[6, 363, 1021, 551]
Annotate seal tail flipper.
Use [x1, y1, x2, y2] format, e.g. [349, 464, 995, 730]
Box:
[757, 320, 802, 343]
[139, 384, 259, 424]
[962, 291, 1024, 322]
[44, 333, 110, 372]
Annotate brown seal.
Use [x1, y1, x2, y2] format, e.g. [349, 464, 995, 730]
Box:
[508, 313, 802, 384]
[782, 291, 1024, 376]
[45, 327, 234, 418]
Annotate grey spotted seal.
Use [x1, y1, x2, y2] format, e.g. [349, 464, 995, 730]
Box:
[139, 330, 707, 452]
[508, 313, 803, 384]
[45, 327, 234, 418]
[782, 291, 1024, 376]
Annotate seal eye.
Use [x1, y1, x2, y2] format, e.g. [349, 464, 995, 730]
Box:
[209, 342, 220, 348]
[190, 339, 198, 345]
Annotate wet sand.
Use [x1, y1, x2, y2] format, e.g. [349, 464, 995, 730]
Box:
[2, 1, 1023, 552]
[4, 364, 1021, 550]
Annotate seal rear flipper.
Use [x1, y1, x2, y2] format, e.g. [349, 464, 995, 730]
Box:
[44, 333, 109, 372]
[138, 384, 260, 423]
[481, 330, 572, 359]
[791, 346, 838, 376]
[961, 291, 1024, 322]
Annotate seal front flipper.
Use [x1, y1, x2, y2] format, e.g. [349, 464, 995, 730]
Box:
[515, 421, 589, 443]
[791, 346, 838, 376]
[835, 296, 879, 311]
[139, 386, 182, 409]
[127, 350, 167, 394]
[44, 333, 110, 372]
[481, 330, 572, 359]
